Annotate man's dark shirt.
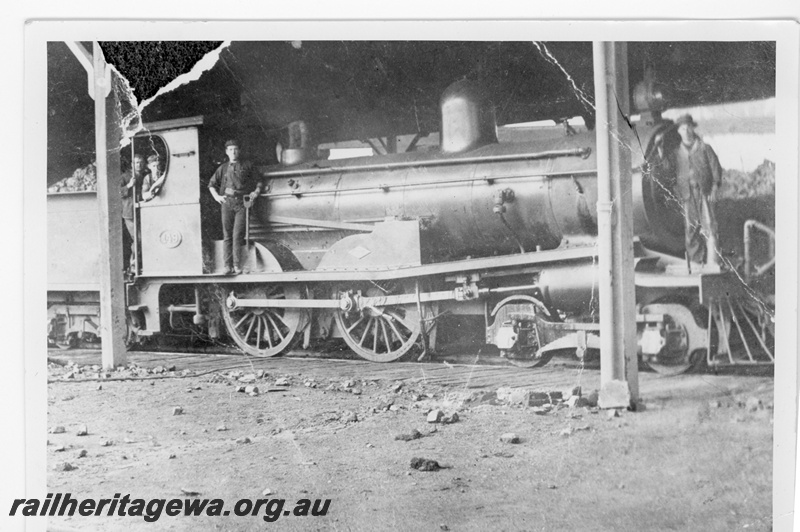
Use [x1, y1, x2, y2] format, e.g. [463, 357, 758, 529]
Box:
[208, 161, 260, 195]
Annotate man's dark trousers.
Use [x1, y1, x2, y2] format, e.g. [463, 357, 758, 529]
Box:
[221, 197, 247, 270]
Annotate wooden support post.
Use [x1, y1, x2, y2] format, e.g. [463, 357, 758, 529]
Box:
[593, 41, 639, 407]
[93, 42, 128, 369]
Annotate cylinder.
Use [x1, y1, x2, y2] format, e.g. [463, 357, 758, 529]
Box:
[537, 263, 598, 315]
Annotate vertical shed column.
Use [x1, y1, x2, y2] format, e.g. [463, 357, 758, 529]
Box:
[93, 42, 128, 369]
[592, 41, 639, 408]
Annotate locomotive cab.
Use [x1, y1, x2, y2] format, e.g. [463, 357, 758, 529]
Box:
[130, 117, 207, 277]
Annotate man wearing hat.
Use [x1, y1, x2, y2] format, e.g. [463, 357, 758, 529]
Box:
[671, 114, 723, 268]
[208, 139, 264, 275]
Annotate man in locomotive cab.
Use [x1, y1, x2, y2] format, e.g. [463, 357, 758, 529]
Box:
[671, 114, 723, 270]
[142, 154, 166, 201]
[120, 153, 151, 272]
[208, 139, 264, 275]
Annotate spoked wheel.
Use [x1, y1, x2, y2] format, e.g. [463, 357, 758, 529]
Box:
[640, 303, 705, 376]
[333, 281, 422, 362]
[222, 284, 304, 357]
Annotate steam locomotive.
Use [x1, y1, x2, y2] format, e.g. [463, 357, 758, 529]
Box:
[47, 81, 775, 375]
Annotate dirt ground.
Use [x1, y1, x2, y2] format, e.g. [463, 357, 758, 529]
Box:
[44, 350, 774, 532]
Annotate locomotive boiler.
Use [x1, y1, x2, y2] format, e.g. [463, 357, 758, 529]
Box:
[47, 80, 775, 375]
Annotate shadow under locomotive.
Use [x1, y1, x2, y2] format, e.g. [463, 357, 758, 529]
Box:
[47, 81, 775, 376]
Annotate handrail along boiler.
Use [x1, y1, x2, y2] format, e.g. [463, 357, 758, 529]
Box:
[48, 81, 775, 374]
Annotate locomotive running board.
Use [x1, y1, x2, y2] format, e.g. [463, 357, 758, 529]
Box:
[136, 246, 599, 284]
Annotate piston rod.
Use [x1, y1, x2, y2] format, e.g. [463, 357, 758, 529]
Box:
[226, 284, 541, 311]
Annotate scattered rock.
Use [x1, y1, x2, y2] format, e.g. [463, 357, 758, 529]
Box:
[575, 425, 591, 432]
[392, 383, 403, 393]
[572, 396, 592, 408]
[606, 409, 621, 419]
[496, 387, 530, 406]
[340, 411, 358, 423]
[216, 424, 228, 432]
[76, 449, 87, 458]
[51, 426, 66, 434]
[531, 406, 551, 415]
[57, 462, 76, 472]
[101, 440, 113, 447]
[342, 379, 355, 389]
[236, 437, 252, 444]
[366, 443, 374, 449]
[585, 390, 600, 408]
[529, 391, 563, 407]
[395, 429, 423, 441]
[274, 377, 290, 387]
[167, 365, 177, 372]
[350, 388, 362, 396]
[180, 488, 201, 496]
[96, 385, 102, 391]
[559, 427, 574, 437]
[245, 385, 259, 395]
[442, 412, 459, 424]
[389, 405, 401, 412]
[745, 397, 762, 412]
[169, 453, 176, 459]
[172, 407, 183, 416]
[76, 425, 88, 436]
[256, 370, 265, 379]
[496, 387, 562, 406]
[427, 409, 444, 423]
[709, 400, 723, 409]
[410, 457, 441, 471]
[262, 488, 273, 496]
[239, 374, 257, 383]
[570, 385, 582, 398]
[499, 433, 520, 444]
[54, 445, 66, 452]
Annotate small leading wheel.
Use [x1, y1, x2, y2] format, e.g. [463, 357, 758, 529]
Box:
[491, 297, 554, 368]
[640, 303, 705, 376]
[504, 346, 555, 368]
[333, 281, 422, 362]
[222, 284, 304, 357]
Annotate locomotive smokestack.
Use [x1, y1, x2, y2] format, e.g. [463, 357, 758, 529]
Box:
[440, 80, 498, 153]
